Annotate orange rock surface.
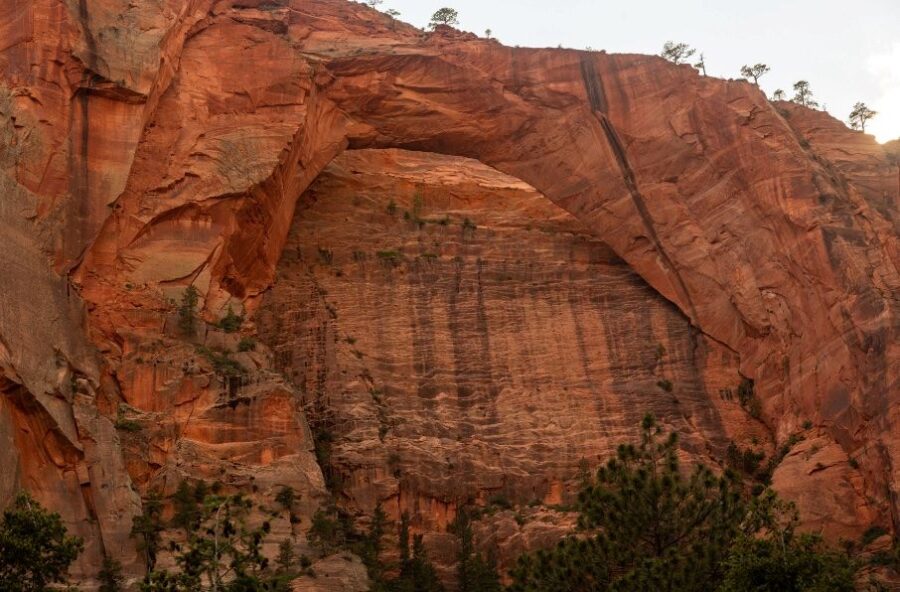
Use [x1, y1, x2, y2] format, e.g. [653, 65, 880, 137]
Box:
[0, 0, 897, 586]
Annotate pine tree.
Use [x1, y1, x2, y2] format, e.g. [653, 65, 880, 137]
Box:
[98, 555, 125, 592]
[177, 285, 200, 336]
[740, 63, 770, 86]
[357, 504, 388, 587]
[508, 415, 858, 592]
[510, 415, 746, 591]
[450, 507, 501, 592]
[792, 81, 819, 108]
[0, 492, 84, 592]
[719, 492, 856, 591]
[391, 513, 445, 592]
[429, 8, 459, 29]
[661, 41, 696, 65]
[131, 490, 164, 570]
[848, 102, 877, 132]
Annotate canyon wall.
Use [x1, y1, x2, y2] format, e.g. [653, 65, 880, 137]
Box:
[0, 0, 897, 587]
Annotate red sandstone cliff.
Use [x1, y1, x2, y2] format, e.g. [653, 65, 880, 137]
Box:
[0, 0, 897, 587]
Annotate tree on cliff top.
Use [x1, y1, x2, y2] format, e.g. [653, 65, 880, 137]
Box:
[661, 41, 696, 65]
[740, 63, 770, 86]
[0, 491, 84, 592]
[849, 102, 877, 132]
[792, 80, 819, 108]
[507, 415, 857, 592]
[429, 8, 460, 29]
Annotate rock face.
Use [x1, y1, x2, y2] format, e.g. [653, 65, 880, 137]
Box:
[256, 149, 762, 565]
[0, 0, 897, 587]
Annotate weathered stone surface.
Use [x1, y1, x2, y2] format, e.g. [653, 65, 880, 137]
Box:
[256, 149, 764, 568]
[0, 0, 897, 587]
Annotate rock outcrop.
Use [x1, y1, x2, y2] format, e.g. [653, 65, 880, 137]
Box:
[0, 0, 897, 587]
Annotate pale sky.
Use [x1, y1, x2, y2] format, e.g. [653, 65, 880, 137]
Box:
[376, 0, 900, 143]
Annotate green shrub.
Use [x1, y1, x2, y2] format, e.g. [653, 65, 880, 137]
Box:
[177, 286, 200, 336]
[219, 305, 243, 333]
[114, 416, 142, 433]
[276, 486, 296, 512]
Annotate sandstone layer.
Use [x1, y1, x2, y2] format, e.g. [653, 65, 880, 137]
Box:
[0, 0, 897, 587]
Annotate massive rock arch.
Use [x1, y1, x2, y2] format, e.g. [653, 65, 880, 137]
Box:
[0, 0, 897, 583]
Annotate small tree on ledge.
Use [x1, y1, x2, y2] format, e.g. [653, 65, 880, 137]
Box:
[792, 80, 819, 108]
[740, 63, 770, 86]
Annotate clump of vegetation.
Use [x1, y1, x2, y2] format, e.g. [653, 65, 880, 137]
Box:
[737, 377, 762, 418]
[758, 432, 804, 485]
[725, 442, 765, 477]
[139, 490, 294, 592]
[275, 486, 296, 513]
[462, 217, 477, 233]
[131, 490, 164, 570]
[114, 413, 143, 433]
[177, 285, 200, 336]
[317, 247, 334, 265]
[196, 346, 246, 378]
[308, 505, 354, 557]
[386, 199, 398, 216]
[237, 337, 256, 352]
[861, 526, 889, 546]
[0, 492, 84, 592]
[656, 379, 674, 393]
[507, 415, 856, 592]
[218, 305, 243, 333]
[450, 507, 502, 592]
[98, 554, 125, 592]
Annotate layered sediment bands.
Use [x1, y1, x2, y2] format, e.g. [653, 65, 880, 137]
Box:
[0, 0, 897, 585]
[257, 149, 764, 565]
